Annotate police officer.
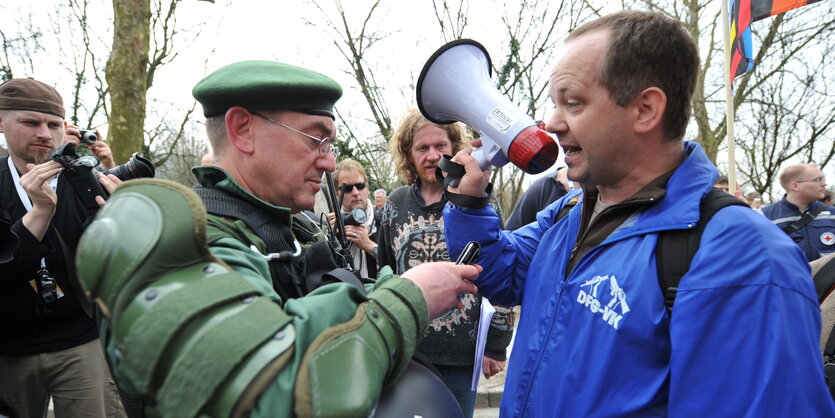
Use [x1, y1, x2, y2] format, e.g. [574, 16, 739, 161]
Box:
[76, 60, 478, 417]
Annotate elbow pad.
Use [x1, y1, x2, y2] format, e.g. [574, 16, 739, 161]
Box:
[76, 179, 295, 417]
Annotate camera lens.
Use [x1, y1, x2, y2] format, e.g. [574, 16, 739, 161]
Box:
[79, 129, 98, 144]
[343, 208, 367, 226]
[103, 153, 155, 181]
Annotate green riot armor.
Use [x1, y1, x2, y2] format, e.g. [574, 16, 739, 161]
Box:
[76, 179, 296, 417]
[75, 179, 435, 417]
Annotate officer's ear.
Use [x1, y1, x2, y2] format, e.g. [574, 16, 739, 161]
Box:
[225, 106, 256, 155]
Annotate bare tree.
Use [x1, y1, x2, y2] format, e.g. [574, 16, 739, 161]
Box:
[65, 0, 213, 178]
[486, 0, 593, 216]
[627, 0, 834, 201]
[306, 0, 594, 214]
[734, 8, 835, 200]
[426, 0, 594, 215]
[0, 8, 44, 81]
[106, 0, 151, 164]
[304, 0, 400, 192]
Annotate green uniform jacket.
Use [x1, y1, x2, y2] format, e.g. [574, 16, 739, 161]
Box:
[190, 166, 430, 417]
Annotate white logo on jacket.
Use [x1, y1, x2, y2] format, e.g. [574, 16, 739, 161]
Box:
[577, 275, 630, 330]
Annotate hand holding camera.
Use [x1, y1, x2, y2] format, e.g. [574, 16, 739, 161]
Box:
[49, 142, 154, 213]
[65, 126, 116, 169]
[327, 208, 376, 253]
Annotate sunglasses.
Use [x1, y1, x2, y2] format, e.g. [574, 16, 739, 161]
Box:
[339, 182, 367, 193]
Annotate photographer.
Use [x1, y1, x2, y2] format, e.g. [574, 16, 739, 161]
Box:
[0, 78, 124, 417]
[327, 158, 378, 277]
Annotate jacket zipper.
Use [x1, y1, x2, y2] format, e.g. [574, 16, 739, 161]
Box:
[518, 278, 567, 417]
[517, 196, 661, 416]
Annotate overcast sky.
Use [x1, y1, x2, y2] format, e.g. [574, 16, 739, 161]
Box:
[2, 1, 831, 194]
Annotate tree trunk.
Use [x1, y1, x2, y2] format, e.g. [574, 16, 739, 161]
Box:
[106, 0, 150, 164]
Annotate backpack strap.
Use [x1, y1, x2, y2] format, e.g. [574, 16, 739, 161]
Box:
[656, 188, 748, 314]
[783, 203, 826, 235]
[554, 196, 581, 223]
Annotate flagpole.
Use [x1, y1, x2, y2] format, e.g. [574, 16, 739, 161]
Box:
[720, 0, 738, 196]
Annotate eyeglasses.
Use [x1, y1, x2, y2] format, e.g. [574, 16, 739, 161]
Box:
[796, 176, 826, 185]
[250, 111, 338, 157]
[339, 182, 367, 193]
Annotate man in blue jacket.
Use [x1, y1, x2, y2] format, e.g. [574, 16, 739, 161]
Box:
[761, 164, 835, 261]
[442, 10, 834, 416]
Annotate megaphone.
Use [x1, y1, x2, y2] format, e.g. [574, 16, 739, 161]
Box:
[417, 39, 559, 174]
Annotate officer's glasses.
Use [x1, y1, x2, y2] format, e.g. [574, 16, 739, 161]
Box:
[796, 176, 826, 185]
[251, 111, 338, 157]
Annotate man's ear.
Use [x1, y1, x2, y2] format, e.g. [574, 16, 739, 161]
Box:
[225, 107, 256, 155]
[632, 87, 666, 135]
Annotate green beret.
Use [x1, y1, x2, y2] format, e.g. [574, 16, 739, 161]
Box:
[0, 78, 65, 118]
[192, 61, 343, 119]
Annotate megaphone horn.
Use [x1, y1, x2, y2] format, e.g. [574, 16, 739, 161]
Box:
[416, 39, 559, 174]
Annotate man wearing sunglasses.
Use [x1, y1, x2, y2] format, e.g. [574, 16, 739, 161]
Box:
[77, 60, 480, 417]
[328, 159, 378, 277]
[762, 164, 835, 261]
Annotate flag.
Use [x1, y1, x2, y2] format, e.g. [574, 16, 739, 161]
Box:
[729, 0, 822, 82]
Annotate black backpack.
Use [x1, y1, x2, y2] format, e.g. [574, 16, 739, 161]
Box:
[555, 188, 747, 313]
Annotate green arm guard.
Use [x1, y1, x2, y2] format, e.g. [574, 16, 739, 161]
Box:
[76, 179, 430, 418]
[76, 179, 296, 417]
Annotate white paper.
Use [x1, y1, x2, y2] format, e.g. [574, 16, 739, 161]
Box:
[471, 297, 496, 391]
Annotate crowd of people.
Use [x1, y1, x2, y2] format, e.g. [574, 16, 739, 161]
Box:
[1, 9, 833, 418]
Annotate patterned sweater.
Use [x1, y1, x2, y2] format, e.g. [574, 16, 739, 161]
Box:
[378, 182, 515, 365]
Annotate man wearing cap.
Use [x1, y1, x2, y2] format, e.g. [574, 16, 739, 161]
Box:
[80, 60, 479, 417]
[0, 78, 123, 417]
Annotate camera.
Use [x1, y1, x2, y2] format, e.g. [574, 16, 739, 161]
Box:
[37, 268, 58, 304]
[342, 207, 367, 227]
[49, 142, 155, 212]
[78, 129, 98, 144]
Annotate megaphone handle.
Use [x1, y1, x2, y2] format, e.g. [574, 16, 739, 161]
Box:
[435, 155, 493, 209]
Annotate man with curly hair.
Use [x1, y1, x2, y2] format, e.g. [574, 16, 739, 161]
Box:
[377, 108, 515, 417]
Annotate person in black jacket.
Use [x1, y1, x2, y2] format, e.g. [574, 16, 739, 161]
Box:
[0, 78, 123, 417]
[505, 166, 573, 230]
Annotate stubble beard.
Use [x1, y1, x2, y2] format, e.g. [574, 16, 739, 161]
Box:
[33, 151, 52, 165]
[418, 169, 438, 185]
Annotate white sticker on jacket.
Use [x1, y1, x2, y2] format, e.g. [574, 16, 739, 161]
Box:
[821, 232, 835, 246]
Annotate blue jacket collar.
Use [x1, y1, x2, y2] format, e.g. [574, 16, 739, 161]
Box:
[617, 141, 718, 233]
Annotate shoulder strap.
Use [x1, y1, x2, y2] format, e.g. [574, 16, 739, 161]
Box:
[193, 186, 296, 254]
[554, 196, 581, 223]
[783, 204, 827, 235]
[437, 155, 494, 209]
[194, 186, 366, 297]
[814, 256, 835, 304]
[656, 188, 748, 314]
